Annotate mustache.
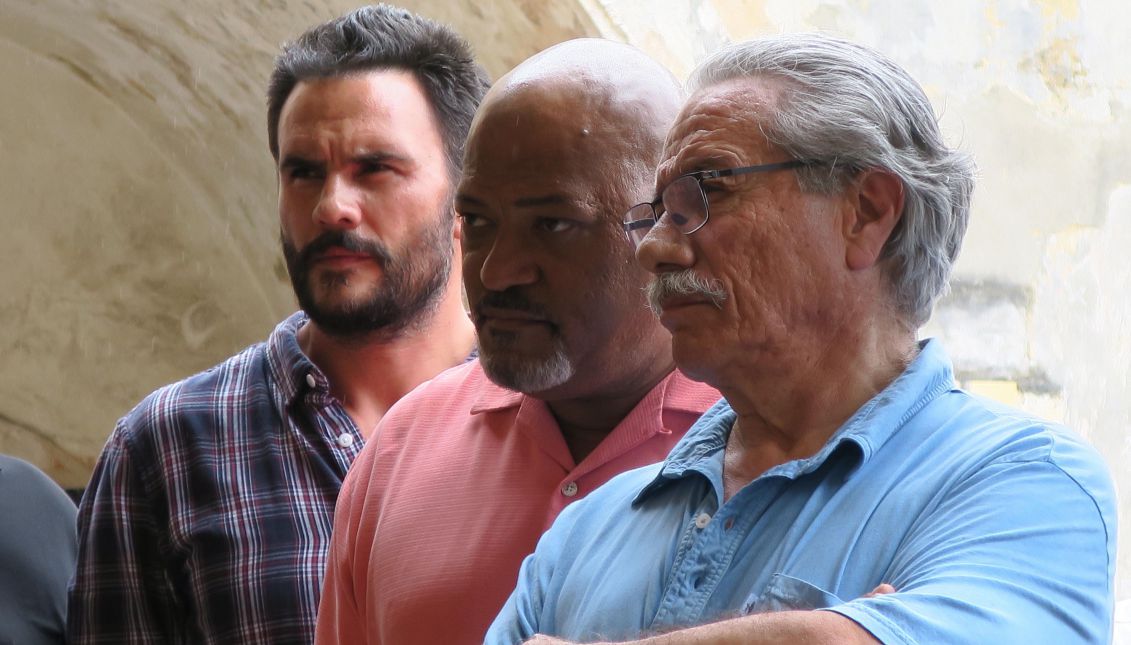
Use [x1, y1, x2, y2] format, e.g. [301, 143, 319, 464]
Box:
[474, 289, 553, 321]
[646, 270, 727, 314]
[296, 230, 392, 267]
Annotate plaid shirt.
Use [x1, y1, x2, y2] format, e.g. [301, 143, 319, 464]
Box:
[68, 312, 366, 645]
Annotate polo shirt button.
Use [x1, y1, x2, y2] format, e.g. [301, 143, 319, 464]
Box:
[336, 433, 354, 448]
[694, 512, 712, 529]
[561, 482, 578, 497]
[305, 372, 317, 388]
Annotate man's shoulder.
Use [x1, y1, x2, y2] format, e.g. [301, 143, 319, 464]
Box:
[912, 388, 1115, 515]
[378, 360, 488, 432]
[115, 340, 272, 445]
[926, 389, 1102, 466]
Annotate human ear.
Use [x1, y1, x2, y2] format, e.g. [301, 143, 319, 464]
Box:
[844, 169, 904, 271]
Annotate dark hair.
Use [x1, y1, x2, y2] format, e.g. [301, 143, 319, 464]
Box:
[266, 4, 489, 178]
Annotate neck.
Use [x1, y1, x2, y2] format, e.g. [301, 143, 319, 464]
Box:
[719, 313, 917, 500]
[547, 356, 677, 466]
[298, 277, 475, 439]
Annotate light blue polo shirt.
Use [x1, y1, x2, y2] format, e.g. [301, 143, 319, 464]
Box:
[485, 340, 1116, 644]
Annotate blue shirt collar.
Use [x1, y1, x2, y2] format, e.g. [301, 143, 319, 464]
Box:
[634, 338, 957, 505]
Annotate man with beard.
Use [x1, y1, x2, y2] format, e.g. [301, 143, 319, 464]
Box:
[67, 6, 488, 644]
[314, 40, 720, 645]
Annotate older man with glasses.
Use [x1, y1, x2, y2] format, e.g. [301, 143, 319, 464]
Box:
[486, 33, 1116, 645]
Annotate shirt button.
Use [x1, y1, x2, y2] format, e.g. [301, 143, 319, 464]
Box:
[694, 512, 712, 529]
[305, 372, 317, 388]
[561, 482, 578, 497]
[336, 433, 355, 448]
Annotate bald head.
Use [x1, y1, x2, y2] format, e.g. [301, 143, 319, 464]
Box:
[467, 39, 683, 191]
[456, 39, 683, 400]
[490, 37, 681, 109]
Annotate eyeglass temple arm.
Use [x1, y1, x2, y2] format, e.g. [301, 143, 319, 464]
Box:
[706, 159, 810, 180]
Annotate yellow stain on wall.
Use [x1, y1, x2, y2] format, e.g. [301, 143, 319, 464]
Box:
[1037, 0, 1081, 22]
[709, 0, 773, 40]
[964, 379, 1022, 406]
[984, 1, 1002, 29]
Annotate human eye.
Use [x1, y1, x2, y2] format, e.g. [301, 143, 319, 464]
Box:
[284, 161, 323, 182]
[534, 218, 577, 234]
[699, 175, 729, 195]
[357, 159, 391, 175]
[458, 212, 492, 230]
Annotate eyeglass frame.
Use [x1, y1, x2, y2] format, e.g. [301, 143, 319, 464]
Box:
[622, 159, 815, 243]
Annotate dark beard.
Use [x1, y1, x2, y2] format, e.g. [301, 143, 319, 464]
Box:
[281, 218, 453, 341]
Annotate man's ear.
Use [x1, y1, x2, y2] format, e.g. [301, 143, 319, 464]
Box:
[844, 168, 904, 271]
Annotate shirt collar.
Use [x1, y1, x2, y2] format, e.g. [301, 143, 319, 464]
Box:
[468, 369, 525, 414]
[468, 366, 718, 417]
[634, 338, 957, 504]
[265, 311, 325, 406]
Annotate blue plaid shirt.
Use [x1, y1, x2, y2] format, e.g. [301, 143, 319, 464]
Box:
[68, 312, 366, 645]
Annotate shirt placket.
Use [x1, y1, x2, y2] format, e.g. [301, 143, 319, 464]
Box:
[650, 478, 781, 627]
[299, 370, 363, 474]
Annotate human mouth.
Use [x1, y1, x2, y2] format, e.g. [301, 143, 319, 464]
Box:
[475, 306, 554, 331]
[646, 270, 727, 318]
[656, 296, 712, 313]
[312, 246, 374, 267]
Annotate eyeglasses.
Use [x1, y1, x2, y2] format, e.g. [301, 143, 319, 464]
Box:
[622, 160, 811, 246]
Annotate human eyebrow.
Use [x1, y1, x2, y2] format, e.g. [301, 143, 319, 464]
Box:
[513, 194, 572, 209]
[353, 151, 407, 168]
[278, 155, 322, 175]
[454, 193, 486, 210]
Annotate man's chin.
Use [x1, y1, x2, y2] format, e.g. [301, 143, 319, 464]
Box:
[478, 350, 574, 394]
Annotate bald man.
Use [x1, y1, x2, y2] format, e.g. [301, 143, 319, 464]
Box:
[314, 39, 720, 645]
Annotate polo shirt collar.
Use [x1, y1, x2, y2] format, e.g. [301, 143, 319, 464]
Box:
[634, 338, 956, 504]
[468, 366, 720, 475]
[468, 373, 525, 414]
[468, 366, 715, 418]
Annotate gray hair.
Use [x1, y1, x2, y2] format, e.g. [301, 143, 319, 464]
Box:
[688, 33, 975, 327]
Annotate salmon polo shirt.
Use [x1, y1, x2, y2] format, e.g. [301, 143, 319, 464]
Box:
[315, 359, 720, 645]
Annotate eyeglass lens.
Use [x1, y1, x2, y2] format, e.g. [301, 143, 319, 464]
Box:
[664, 175, 708, 234]
[624, 175, 709, 246]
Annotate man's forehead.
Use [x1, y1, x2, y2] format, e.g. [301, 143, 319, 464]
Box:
[658, 79, 782, 174]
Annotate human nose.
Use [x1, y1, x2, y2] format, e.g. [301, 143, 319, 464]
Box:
[477, 229, 540, 292]
[313, 174, 363, 230]
[635, 216, 695, 274]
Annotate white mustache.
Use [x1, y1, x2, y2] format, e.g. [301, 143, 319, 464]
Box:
[645, 270, 727, 314]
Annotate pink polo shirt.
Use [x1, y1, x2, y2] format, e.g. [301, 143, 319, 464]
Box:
[315, 360, 719, 645]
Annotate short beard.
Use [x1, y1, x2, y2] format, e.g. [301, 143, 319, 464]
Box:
[645, 270, 727, 315]
[474, 289, 575, 394]
[281, 219, 452, 341]
[480, 343, 574, 394]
